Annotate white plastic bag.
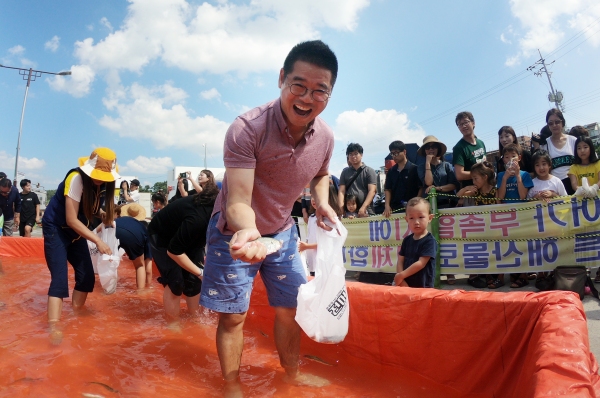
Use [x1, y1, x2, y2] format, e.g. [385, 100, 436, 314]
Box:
[87, 237, 100, 274]
[295, 219, 349, 344]
[95, 223, 121, 294]
[574, 177, 599, 199]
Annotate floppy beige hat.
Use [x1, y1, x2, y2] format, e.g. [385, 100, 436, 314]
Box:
[78, 147, 120, 182]
[120, 203, 147, 221]
[417, 135, 447, 157]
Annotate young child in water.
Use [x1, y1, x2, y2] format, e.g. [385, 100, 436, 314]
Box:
[393, 197, 436, 288]
[299, 185, 343, 276]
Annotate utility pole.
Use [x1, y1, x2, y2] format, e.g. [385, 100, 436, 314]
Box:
[0, 64, 71, 183]
[527, 50, 564, 111]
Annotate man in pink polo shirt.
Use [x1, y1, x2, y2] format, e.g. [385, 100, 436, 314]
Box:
[200, 40, 339, 392]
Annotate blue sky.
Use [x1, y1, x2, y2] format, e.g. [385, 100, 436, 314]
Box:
[1, 0, 600, 190]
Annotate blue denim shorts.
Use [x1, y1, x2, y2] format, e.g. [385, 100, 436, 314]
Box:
[200, 213, 306, 314]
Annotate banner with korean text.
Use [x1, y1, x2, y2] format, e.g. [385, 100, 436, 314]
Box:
[341, 197, 600, 274]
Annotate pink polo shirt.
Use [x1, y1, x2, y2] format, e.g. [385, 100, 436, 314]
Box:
[214, 98, 334, 235]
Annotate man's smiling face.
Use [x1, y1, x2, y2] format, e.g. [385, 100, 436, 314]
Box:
[278, 60, 332, 134]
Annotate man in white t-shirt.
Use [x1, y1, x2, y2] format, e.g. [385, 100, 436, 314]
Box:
[128, 179, 141, 203]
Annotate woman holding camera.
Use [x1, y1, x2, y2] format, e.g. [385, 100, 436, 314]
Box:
[182, 169, 219, 196]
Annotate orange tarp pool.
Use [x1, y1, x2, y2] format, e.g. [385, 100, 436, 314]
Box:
[1, 236, 600, 397]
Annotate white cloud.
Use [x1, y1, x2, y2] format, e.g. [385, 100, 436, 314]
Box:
[200, 88, 221, 100]
[47, 64, 95, 97]
[506, 0, 600, 65]
[121, 156, 174, 175]
[100, 17, 114, 32]
[0, 150, 46, 173]
[45, 36, 60, 52]
[334, 108, 426, 146]
[99, 82, 230, 153]
[67, 0, 369, 94]
[331, 108, 426, 174]
[8, 45, 25, 55]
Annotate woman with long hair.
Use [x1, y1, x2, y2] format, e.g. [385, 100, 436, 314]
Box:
[42, 148, 119, 325]
[185, 169, 219, 196]
[496, 126, 533, 175]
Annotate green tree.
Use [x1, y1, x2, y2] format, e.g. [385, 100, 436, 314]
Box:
[152, 181, 167, 193]
[140, 184, 152, 193]
[46, 189, 57, 203]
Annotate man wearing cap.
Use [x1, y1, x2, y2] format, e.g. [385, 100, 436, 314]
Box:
[42, 147, 119, 326]
[115, 203, 152, 289]
[383, 140, 420, 217]
[0, 174, 21, 236]
[127, 179, 141, 203]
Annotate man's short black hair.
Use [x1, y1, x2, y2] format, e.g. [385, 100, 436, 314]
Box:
[20, 179, 31, 188]
[455, 111, 475, 125]
[283, 40, 338, 87]
[346, 142, 364, 156]
[389, 141, 406, 152]
[0, 178, 12, 188]
[0, 172, 6, 179]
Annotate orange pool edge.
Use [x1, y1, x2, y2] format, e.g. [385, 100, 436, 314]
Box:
[2, 236, 600, 397]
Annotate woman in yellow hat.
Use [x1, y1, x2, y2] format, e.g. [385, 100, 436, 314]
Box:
[42, 148, 119, 327]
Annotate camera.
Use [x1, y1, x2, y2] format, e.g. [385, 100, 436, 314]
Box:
[179, 172, 187, 179]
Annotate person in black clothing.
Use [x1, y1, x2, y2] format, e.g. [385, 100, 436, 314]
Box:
[169, 176, 196, 203]
[19, 179, 41, 237]
[383, 140, 420, 217]
[148, 183, 218, 321]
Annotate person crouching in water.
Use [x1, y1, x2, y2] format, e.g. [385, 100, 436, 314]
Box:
[148, 179, 219, 324]
[393, 197, 436, 288]
[43, 148, 119, 325]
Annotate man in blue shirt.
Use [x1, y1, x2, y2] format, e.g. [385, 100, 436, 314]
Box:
[0, 173, 21, 236]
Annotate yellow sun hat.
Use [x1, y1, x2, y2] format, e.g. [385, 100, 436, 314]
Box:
[78, 147, 120, 182]
[120, 203, 147, 221]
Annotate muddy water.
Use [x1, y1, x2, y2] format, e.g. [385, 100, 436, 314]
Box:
[0, 257, 454, 397]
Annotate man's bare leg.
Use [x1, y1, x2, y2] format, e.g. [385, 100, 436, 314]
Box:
[274, 306, 329, 387]
[217, 312, 247, 381]
[24, 225, 32, 238]
[217, 312, 247, 398]
[274, 307, 301, 377]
